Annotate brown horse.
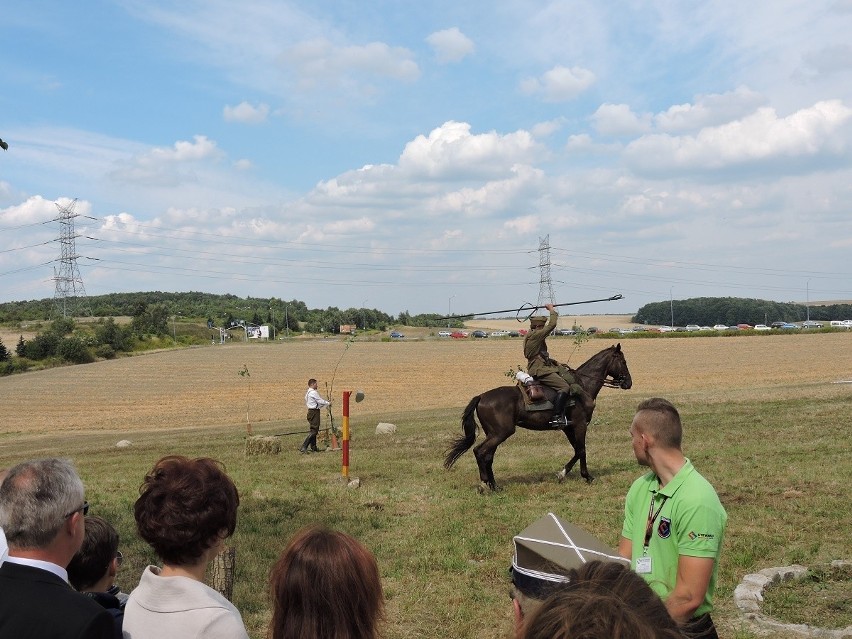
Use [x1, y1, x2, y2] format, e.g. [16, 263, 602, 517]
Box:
[444, 344, 632, 491]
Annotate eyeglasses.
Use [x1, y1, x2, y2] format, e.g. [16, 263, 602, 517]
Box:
[116, 550, 123, 567]
[65, 500, 89, 519]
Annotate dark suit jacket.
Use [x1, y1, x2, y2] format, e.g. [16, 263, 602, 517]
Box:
[0, 560, 114, 639]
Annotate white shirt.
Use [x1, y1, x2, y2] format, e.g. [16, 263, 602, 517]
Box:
[3, 555, 68, 582]
[305, 387, 330, 409]
[0, 527, 7, 567]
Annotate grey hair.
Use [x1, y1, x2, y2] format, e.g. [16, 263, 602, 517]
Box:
[0, 458, 85, 549]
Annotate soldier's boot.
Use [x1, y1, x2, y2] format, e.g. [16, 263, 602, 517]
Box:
[299, 434, 312, 454]
[549, 391, 570, 427]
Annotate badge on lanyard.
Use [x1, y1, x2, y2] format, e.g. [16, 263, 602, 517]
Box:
[636, 555, 652, 574]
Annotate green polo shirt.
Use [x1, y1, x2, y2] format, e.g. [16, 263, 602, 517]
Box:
[621, 459, 727, 618]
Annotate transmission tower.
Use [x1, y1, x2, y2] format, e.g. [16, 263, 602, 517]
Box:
[536, 234, 555, 307]
[52, 198, 90, 318]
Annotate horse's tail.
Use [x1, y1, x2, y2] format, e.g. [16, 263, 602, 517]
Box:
[444, 395, 481, 469]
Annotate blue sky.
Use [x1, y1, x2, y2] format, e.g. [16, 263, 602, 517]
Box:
[2, 1, 851, 317]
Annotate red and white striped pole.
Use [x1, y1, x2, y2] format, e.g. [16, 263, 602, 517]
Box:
[342, 390, 351, 479]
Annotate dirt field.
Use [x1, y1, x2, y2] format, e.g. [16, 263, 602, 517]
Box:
[2, 332, 850, 435]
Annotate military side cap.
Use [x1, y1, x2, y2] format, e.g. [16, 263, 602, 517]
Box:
[510, 512, 629, 599]
[529, 316, 547, 327]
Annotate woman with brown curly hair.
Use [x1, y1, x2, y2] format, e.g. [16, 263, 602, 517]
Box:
[123, 455, 248, 639]
[269, 526, 384, 639]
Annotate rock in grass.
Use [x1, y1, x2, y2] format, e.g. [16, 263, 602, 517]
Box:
[376, 422, 397, 435]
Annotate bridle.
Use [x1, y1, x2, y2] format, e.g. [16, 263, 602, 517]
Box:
[572, 349, 629, 389]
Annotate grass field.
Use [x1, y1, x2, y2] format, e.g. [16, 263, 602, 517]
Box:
[1, 331, 851, 638]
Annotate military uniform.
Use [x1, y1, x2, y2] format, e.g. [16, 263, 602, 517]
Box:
[523, 310, 593, 416]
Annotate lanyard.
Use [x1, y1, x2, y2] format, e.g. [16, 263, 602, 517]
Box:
[643, 492, 668, 551]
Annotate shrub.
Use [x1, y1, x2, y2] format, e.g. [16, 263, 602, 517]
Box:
[22, 332, 60, 360]
[58, 337, 94, 364]
[0, 337, 9, 362]
[94, 344, 117, 359]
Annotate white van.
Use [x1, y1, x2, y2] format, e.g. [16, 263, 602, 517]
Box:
[830, 320, 852, 329]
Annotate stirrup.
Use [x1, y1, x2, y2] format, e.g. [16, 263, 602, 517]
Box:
[549, 415, 568, 427]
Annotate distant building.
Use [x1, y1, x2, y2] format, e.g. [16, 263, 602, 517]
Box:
[339, 324, 356, 334]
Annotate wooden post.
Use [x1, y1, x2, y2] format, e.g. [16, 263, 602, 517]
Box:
[209, 546, 236, 601]
[342, 390, 351, 479]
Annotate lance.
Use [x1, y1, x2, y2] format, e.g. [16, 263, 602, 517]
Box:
[438, 293, 624, 322]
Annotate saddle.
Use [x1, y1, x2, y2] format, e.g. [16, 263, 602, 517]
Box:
[517, 381, 557, 412]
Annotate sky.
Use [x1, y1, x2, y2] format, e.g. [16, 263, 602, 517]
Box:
[1, 1, 851, 318]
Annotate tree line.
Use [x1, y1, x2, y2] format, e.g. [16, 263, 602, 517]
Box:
[632, 296, 852, 327]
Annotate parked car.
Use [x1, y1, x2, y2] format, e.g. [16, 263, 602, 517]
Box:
[713, 324, 729, 330]
[587, 327, 598, 334]
[754, 324, 771, 331]
[770, 321, 787, 329]
[737, 324, 753, 330]
[490, 330, 510, 337]
[685, 324, 701, 331]
[450, 331, 468, 338]
[556, 328, 576, 336]
[779, 323, 799, 330]
[471, 330, 488, 338]
[508, 330, 521, 337]
[438, 330, 451, 337]
[802, 321, 823, 329]
[659, 325, 675, 332]
[390, 331, 404, 339]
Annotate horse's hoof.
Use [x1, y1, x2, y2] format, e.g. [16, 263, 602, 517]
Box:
[584, 475, 595, 484]
[556, 469, 567, 483]
[477, 482, 487, 494]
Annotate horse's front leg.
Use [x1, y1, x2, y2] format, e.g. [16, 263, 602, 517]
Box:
[574, 419, 593, 483]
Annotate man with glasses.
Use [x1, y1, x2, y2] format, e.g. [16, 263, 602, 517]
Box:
[0, 458, 113, 639]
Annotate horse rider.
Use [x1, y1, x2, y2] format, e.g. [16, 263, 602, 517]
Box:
[523, 303, 595, 426]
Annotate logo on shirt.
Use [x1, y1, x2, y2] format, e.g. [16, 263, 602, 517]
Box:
[688, 531, 716, 541]
[657, 517, 671, 539]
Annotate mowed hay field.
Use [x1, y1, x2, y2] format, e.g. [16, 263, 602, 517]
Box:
[1, 331, 851, 639]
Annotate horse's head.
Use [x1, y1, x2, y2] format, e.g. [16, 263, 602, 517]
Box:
[605, 343, 632, 390]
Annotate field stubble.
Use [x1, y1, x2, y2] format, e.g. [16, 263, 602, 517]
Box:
[1, 332, 851, 639]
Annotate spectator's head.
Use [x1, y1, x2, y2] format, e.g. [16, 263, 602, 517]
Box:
[67, 515, 121, 592]
[631, 398, 683, 465]
[269, 526, 384, 639]
[0, 458, 86, 564]
[308, 378, 317, 388]
[520, 561, 683, 639]
[134, 456, 239, 566]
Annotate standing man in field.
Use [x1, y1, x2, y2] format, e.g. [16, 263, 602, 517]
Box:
[524, 303, 594, 426]
[618, 398, 727, 639]
[301, 378, 331, 454]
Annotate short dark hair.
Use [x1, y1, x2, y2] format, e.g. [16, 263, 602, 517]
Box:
[308, 378, 317, 386]
[134, 456, 239, 566]
[635, 397, 683, 449]
[521, 561, 683, 639]
[0, 458, 84, 549]
[67, 515, 119, 591]
[269, 526, 384, 639]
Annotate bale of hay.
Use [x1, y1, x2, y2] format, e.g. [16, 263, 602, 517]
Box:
[245, 435, 282, 456]
[376, 422, 397, 435]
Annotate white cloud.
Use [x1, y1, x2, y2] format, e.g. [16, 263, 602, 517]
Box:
[233, 159, 253, 170]
[654, 87, 768, 133]
[530, 118, 565, 138]
[110, 135, 224, 186]
[624, 100, 852, 175]
[279, 38, 420, 86]
[398, 121, 541, 179]
[520, 65, 595, 102]
[426, 27, 475, 63]
[223, 101, 270, 123]
[593, 104, 652, 136]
